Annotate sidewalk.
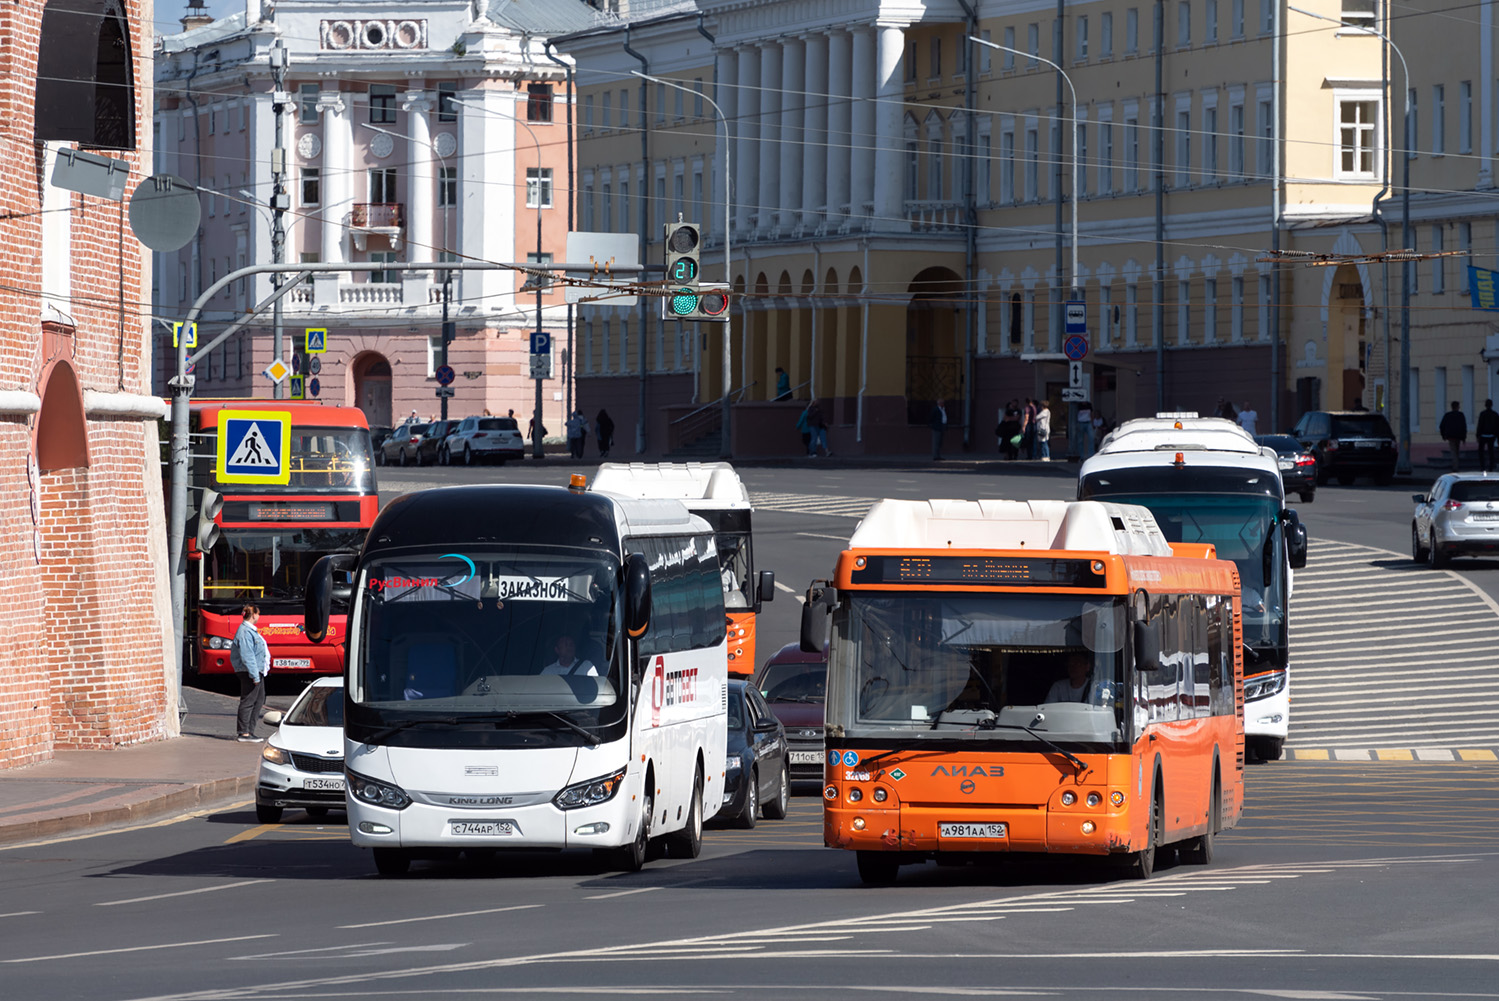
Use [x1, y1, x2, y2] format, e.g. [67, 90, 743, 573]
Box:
[0, 684, 290, 848]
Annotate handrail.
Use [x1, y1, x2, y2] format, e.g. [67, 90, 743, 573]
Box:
[774, 378, 811, 401]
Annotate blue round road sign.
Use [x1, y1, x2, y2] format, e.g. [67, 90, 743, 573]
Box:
[309, 377, 321, 398]
[1064, 334, 1090, 361]
[435, 364, 456, 386]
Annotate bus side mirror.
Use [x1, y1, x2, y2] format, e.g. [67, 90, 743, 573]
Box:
[801, 584, 835, 653]
[1133, 620, 1161, 672]
[304, 553, 355, 644]
[1282, 509, 1308, 569]
[757, 570, 775, 606]
[624, 553, 652, 640]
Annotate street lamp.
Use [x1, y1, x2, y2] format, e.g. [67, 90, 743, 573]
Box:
[359, 120, 457, 420]
[630, 70, 733, 458]
[1287, 5, 1411, 473]
[970, 34, 1082, 459]
[449, 98, 548, 458]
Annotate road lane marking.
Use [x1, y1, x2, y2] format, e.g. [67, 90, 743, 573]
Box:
[225, 823, 284, 844]
[1, 934, 275, 964]
[0, 911, 40, 919]
[774, 581, 799, 595]
[795, 532, 853, 541]
[339, 904, 542, 929]
[584, 887, 661, 900]
[96, 879, 272, 907]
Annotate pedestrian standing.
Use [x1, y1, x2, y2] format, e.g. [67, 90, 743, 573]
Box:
[1477, 400, 1499, 472]
[595, 409, 615, 457]
[1236, 403, 1258, 436]
[566, 410, 588, 458]
[231, 605, 270, 743]
[1440, 401, 1468, 471]
[929, 398, 949, 460]
[1077, 399, 1095, 459]
[1035, 400, 1053, 460]
[805, 398, 829, 457]
[1021, 397, 1038, 459]
[997, 401, 1022, 460]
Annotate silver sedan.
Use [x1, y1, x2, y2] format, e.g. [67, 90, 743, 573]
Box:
[1412, 474, 1499, 568]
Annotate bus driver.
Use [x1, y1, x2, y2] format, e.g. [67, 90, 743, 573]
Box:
[1045, 652, 1096, 704]
[541, 634, 599, 677]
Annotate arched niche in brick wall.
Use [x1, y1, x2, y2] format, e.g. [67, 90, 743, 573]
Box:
[35, 0, 136, 150]
[35, 359, 91, 472]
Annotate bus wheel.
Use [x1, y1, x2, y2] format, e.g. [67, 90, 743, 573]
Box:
[372, 848, 410, 877]
[668, 767, 704, 859]
[1132, 791, 1162, 880]
[856, 851, 901, 886]
[736, 767, 759, 829]
[615, 790, 653, 872]
[1250, 736, 1285, 762]
[1181, 778, 1219, 865]
[763, 762, 790, 821]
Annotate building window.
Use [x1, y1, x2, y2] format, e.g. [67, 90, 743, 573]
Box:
[956, 32, 967, 74]
[1204, 105, 1219, 180]
[1341, 0, 1377, 28]
[618, 178, 628, 230]
[1204, 278, 1218, 342]
[1461, 80, 1473, 153]
[584, 94, 594, 131]
[1102, 13, 1114, 56]
[1229, 101, 1246, 179]
[907, 40, 918, 81]
[1126, 9, 1139, 53]
[905, 140, 919, 200]
[1433, 84, 1446, 154]
[1337, 98, 1379, 178]
[655, 84, 666, 124]
[694, 79, 704, 117]
[526, 83, 553, 123]
[298, 83, 320, 124]
[602, 92, 612, 129]
[1100, 120, 1114, 193]
[1176, 108, 1192, 184]
[927, 136, 943, 199]
[1001, 129, 1016, 202]
[1232, 0, 1245, 36]
[1025, 126, 1039, 200]
[1206, 0, 1218, 41]
[527, 167, 553, 209]
[583, 184, 595, 230]
[526, 252, 553, 290]
[1126, 283, 1139, 345]
[930, 37, 942, 79]
[370, 251, 397, 284]
[427, 333, 442, 377]
[1125, 116, 1140, 190]
[1432, 226, 1445, 293]
[369, 84, 396, 124]
[1027, 23, 1040, 66]
[1177, 279, 1190, 344]
[1178, 2, 1191, 46]
[437, 82, 457, 122]
[674, 86, 684, 121]
[1003, 27, 1015, 69]
[368, 167, 397, 203]
[980, 29, 993, 72]
[978, 131, 992, 201]
[1078, 16, 1090, 59]
[1050, 121, 1061, 198]
[1260, 0, 1274, 33]
[300, 167, 320, 206]
[438, 166, 457, 207]
[1231, 275, 1245, 341]
[1257, 98, 1274, 176]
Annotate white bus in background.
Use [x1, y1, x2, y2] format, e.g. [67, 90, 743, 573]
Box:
[304, 483, 728, 876]
[589, 462, 775, 677]
[1078, 414, 1307, 761]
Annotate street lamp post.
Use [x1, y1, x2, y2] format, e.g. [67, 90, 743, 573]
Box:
[1287, 6, 1411, 473]
[359, 120, 455, 420]
[630, 70, 733, 458]
[450, 98, 547, 458]
[970, 35, 1081, 458]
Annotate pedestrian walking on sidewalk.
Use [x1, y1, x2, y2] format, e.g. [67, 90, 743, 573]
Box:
[805, 398, 829, 457]
[1034, 400, 1053, 460]
[566, 410, 588, 459]
[929, 398, 949, 461]
[230, 605, 270, 742]
[1441, 401, 1469, 471]
[1477, 400, 1499, 472]
[595, 409, 615, 457]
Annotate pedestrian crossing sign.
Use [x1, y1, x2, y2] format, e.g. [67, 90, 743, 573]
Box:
[305, 327, 327, 354]
[290, 376, 305, 400]
[215, 409, 292, 485]
[172, 321, 197, 349]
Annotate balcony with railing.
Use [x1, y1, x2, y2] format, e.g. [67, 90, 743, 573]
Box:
[350, 202, 403, 250]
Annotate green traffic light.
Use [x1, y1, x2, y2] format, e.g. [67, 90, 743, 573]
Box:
[671, 290, 699, 315]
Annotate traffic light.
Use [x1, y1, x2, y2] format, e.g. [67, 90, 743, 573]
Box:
[194, 487, 222, 553]
[662, 282, 731, 323]
[664, 220, 701, 318]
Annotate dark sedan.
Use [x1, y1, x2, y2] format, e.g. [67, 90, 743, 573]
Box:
[1256, 434, 1317, 503]
[754, 642, 827, 783]
[419, 419, 460, 465]
[714, 680, 789, 829]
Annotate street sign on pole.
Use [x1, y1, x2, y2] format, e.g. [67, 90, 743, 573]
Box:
[1065, 300, 1087, 335]
[304, 327, 327, 354]
[215, 410, 291, 485]
[434, 364, 456, 386]
[172, 321, 197, 349]
[308, 377, 320, 398]
[1068, 361, 1083, 388]
[1063, 334, 1090, 361]
[1061, 387, 1088, 402]
[435, 386, 456, 398]
[263, 358, 290, 383]
[289, 376, 305, 400]
[529, 331, 551, 355]
[530, 354, 553, 379]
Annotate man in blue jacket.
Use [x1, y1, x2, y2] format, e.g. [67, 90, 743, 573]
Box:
[230, 604, 270, 742]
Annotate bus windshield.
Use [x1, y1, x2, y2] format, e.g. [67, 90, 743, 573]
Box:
[353, 550, 624, 725]
[1094, 493, 1285, 650]
[201, 425, 375, 494]
[828, 594, 1127, 745]
[202, 528, 365, 613]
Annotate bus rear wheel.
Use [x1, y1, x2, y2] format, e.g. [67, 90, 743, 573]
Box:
[372, 848, 410, 877]
[856, 851, 901, 886]
[667, 766, 704, 859]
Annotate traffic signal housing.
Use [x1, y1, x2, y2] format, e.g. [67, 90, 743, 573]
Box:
[664, 221, 700, 290]
[661, 282, 730, 323]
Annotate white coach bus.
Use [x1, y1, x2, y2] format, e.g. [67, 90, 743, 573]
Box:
[304, 483, 728, 876]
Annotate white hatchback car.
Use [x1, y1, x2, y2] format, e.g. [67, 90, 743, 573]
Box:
[1412, 473, 1499, 568]
[256, 677, 345, 823]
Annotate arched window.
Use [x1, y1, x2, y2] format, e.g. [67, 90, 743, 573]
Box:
[36, 0, 136, 149]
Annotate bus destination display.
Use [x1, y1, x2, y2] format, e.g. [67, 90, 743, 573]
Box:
[848, 555, 1106, 588]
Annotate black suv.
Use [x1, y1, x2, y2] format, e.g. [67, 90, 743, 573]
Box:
[1289, 410, 1398, 485]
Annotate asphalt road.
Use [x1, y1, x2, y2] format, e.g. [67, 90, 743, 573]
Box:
[4, 461, 1491, 1000]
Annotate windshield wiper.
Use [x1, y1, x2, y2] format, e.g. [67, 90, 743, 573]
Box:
[980, 720, 1089, 775]
[506, 710, 603, 746]
[769, 694, 823, 703]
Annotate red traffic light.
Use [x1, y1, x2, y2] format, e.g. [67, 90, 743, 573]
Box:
[697, 291, 729, 316]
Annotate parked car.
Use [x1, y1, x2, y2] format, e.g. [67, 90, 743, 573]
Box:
[255, 677, 345, 824]
[418, 419, 460, 465]
[445, 415, 526, 465]
[1412, 473, 1499, 567]
[715, 680, 789, 829]
[379, 422, 427, 466]
[754, 642, 827, 783]
[1289, 410, 1398, 485]
[1256, 434, 1317, 503]
[368, 425, 394, 453]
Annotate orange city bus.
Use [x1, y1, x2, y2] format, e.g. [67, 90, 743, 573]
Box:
[176, 400, 378, 677]
[801, 498, 1244, 884]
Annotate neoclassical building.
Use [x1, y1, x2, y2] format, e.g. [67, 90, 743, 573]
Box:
[560, 0, 1499, 462]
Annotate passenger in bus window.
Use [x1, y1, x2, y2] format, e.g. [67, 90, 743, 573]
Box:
[541, 634, 599, 676]
[1044, 652, 1095, 704]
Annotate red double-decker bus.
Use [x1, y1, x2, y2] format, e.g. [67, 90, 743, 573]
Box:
[177, 401, 377, 676]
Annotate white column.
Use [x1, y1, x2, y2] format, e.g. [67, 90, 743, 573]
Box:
[716, 47, 738, 242]
[1482, 0, 1494, 186]
[826, 29, 852, 227]
[849, 27, 876, 229]
[735, 46, 760, 235]
[319, 91, 350, 264]
[871, 23, 906, 228]
[778, 37, 805, 233]
[802, 32, 829, 229]
[757, 41, 783, 235]
[403, 92, 435, 264]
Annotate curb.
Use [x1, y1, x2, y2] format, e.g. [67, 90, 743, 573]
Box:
[0, 773, 258, 849]
[1281, 748, 1499, 762]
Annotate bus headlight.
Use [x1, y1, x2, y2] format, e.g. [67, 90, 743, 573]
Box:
[204, 636, 230, 650]
[1061, 791, 1077, 806]
[1086, 792, 1102, 808]
[553, 767, 627, 810]
[348, 771, 411, 810]
[872, 787, 888, 802]
[847, 787, 863, 802]
[1244, 671, 1288, 702]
